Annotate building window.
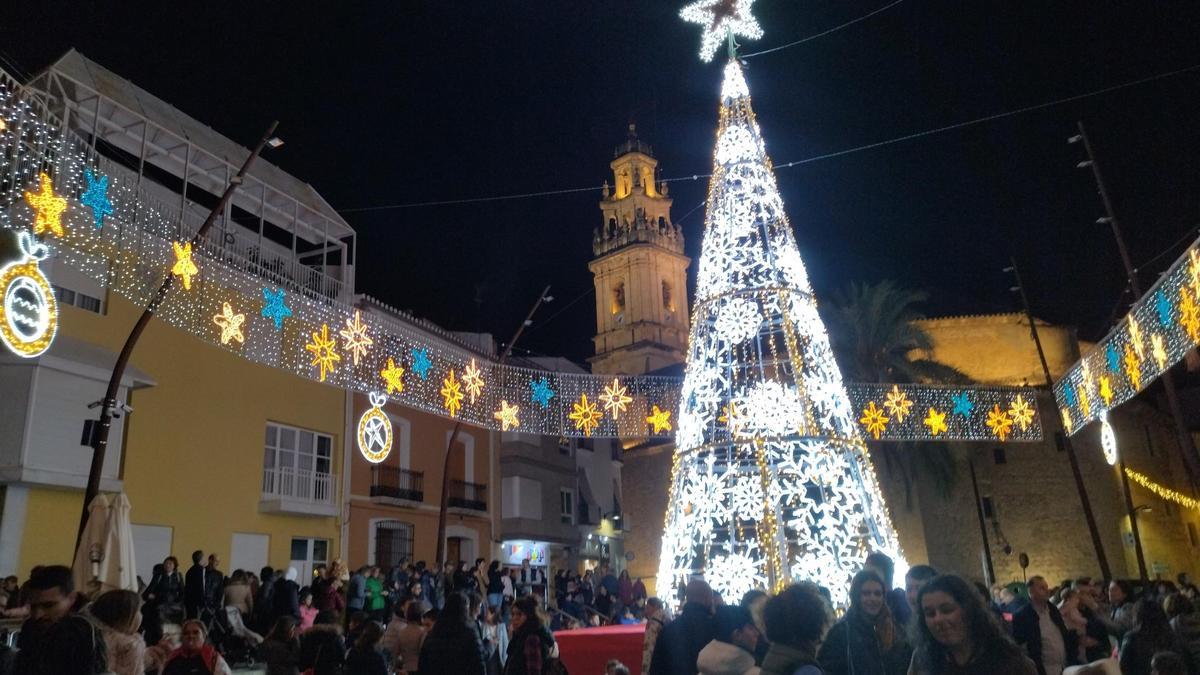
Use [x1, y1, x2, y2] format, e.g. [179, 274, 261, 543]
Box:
[993, 447, 1006, 465]
[1188, 522, 1198, 548]
[263, 422, 334, 502]
[612, 282, 626, 315]
[1054, 432, 1066, 453]
[558, 436, 572, 456]
[373, 520, 414, 568]
[981, 496, 995, 519]
[662, 280, 674, 312]
[54, 285, 103, 314]
[560, 488, 575, 525]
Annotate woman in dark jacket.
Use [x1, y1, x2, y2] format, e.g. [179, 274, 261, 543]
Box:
[504, 596, 556, 675]
[345, 620, 388, 675]
[273, 568, 301, 621]
[419, 591, 486, 675]
[818, 570, 911, 675]
[1120, 598, 1195, 675]
[299, 611, 345, 675]
[910, 575, 1036, 675]
[487, 561, 506, 610]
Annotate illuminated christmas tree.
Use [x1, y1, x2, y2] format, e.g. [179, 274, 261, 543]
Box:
[660, 2, 904, 606]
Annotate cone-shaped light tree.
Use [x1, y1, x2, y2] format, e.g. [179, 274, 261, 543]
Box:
[658, 26, 905, 605]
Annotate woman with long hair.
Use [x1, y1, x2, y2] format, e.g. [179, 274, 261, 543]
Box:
[617, 570, 634, 608]
[1119, 597, 1194, 675]
[818, 570, 911, 675]
[419, 591, 485, 674]
[258, 616, 300, 675]
[88, 589, 146, 675]
[487, 561, 505, 611]
[504, 596, 557, 675]
[345, 620, 387, 675]
[909, 574, 1035, 675]
[160, 619, 233, 675]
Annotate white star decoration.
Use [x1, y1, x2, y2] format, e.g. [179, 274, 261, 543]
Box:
[680, 0, 764, 62]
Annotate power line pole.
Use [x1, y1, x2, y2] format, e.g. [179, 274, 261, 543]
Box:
[1006, 258, 1111, 579]
[76, 122, 281, 547]
[435, 286, 552, 566]
[1071, 122, 1200, 486]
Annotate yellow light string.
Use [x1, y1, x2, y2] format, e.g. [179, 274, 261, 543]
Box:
[1125, 467, 1200, 511]
[753, 437, 786, 592]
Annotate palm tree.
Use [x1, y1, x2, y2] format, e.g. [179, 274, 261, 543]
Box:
[821, 280, 970, 503]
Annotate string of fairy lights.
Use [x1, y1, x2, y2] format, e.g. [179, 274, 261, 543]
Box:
[0, 79, 1044, 447]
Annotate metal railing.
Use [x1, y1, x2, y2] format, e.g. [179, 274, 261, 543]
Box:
[261, 466, 336, 505]
[448, 479, 488, 511]
[370, 466, 425, 502]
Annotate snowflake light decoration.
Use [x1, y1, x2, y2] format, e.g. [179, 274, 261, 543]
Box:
[530, 377, 555, 408]
[1007, 394, 1035, 432]
[985, 404, 1013, 442]
[440, 370, 464, 417]
[380, 357, 405, 395]
[305, 323, 340, 382]
[24, 172, 67, 237]
[680, 0, 764, 62]
[462, 359, 485, 404]
[568, 393, 603, 437]
[261, 287, 292, 330]
[171, 241, 198, 290]
[339, 310, 374, 366]
[212, 302, 245, 345]
[599, 378, 633, 419]
[714, 297, 761, 343]
[80, 168, 113, 229]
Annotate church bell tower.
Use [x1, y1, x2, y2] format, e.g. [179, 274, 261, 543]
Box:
[589, 125, 690, 375]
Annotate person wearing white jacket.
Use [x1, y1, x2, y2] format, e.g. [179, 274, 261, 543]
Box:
[698, 605, 762, 675]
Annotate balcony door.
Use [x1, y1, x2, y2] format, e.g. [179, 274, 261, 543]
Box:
[264, 423, 333, 502]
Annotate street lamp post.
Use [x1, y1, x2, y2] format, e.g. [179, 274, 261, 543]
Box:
[434, 286, 552, 567]
[76, 122, 281, 547]
[1005, 258, 1111, 579]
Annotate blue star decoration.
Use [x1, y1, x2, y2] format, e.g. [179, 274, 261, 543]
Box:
[411, 347, 432, 380]
[260, 287, 292, 330]
[80, 168, 113, 229]
[1063, 383, 1077, 408]
[951, 391, 974, 418]
[530, 377, 555, 408]
[1156, 290, 1172, 328]
[1106, 343, 1120, 372]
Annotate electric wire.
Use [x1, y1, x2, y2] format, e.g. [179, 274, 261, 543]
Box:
[339, 63, 1200, 213]
[740, 0, 907, 58]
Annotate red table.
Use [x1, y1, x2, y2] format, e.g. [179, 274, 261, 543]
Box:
[555, 623, 646, 675]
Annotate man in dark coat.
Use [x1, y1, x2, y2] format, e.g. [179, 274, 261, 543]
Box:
[649, 578, 716, 675]
[1013, 576, 1079, 675]
[184, 549, 208, 619]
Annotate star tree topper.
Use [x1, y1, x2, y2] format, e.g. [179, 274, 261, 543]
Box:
[680, 0, 763, 62]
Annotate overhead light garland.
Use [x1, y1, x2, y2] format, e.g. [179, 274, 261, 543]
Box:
[1124, 467, 1199, 511]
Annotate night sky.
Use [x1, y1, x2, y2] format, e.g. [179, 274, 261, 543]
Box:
[4, 2, 1199, 364]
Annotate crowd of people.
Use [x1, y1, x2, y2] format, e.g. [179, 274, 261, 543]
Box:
[4, 547, 1200, 675]
[0, 552, 567, 675]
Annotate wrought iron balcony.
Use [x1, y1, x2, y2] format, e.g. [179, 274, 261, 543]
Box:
[448, 479, 488, 511]
[370, 466, 425, 503]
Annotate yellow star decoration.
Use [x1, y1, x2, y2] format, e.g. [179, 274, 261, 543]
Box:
[171, 241, 199, 290]
[1127, 315, 1144, 358]
[859, 401, 889, 440]
[380, 357, 405, 395]
[1078, 385, 1091, 418]
[212, 302, 245, 345]
[985, 404, 1014, 442]
[462, 359, 485, 404]
[883, 385, 913, 422]
[440, 370, 464, 417]
[1179, 288, 1200, 341]
[1061, 407, 1073, 434]
[646, 405, 672, 433]
[493, 400, 520, 431]
[599, 378, 633, 419]
[24, 173, 67, 237]
[1123, 342, 1142, 391]
[304, 323, 340, 382]
[1099, 376, 1114, 406]
[1151, 333, 1168, 371]
[1008, 394, 1035, 432]
[923, 407, 948, 436]
[339, 310, 373, 366]
[568, 393, 603, 437]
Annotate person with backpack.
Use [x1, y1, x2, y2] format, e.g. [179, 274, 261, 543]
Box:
[504, 596, 562, 675]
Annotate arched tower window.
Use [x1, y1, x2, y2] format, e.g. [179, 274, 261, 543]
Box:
[662, 281, 674, 312]
[612, 282, 626, 314]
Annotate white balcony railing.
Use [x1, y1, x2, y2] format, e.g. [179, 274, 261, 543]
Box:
[261, 466, 336, 506]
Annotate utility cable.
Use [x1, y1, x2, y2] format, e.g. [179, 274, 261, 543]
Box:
[740, 0, 907, 59]
[339, 63, 1200, 213]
